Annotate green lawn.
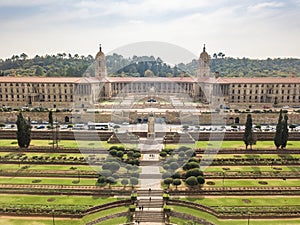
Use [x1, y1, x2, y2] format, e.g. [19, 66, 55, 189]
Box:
[2, 139, 300, 150]
[179, 196, 300, 207]
[204, 178, 300, 187]
[0, 194, 119, 206]
[171, 206, 300, 225]
[0, 164, 98, 171]
[0, 206, 128, 225]
[204, 165, 300, 172]
[0, 139, 135, 149]
[0, 177, 99, 186]
[195, 141, 300, 150]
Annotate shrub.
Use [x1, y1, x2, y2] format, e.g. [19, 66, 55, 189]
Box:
[97, 176, 106, 184]
[116, 150, 124, 158]
[130, 172, 139, 178]
[106, 176, 116, 185]
[178, 146, 190, 152]
[183, 162, 199, 171]
[185, 176, 198, 186]
[188, 157, 199, 163]
[129, 204, 136, 212]
[178, 152, 186, 158]
[99, 170, 112, 177]
[172, 178, 182, 188]
[169, 162, 179, 171]
[127, 151, 134, 158]
[197, 176, 205, 185]
[185, 168, 203, 178]
[121, 178, 128, 187]
[160, 151, 167, 157]
[109, 150, 117, 157]
[171, 172, 181, 179]
[162, 172, 171, 179]
[133, 152, 141, 158]
[163, 178, 173, 188]
[117, 146, 125, 151]
[163, 164, 170, 171]
[130, 177, 139, 187]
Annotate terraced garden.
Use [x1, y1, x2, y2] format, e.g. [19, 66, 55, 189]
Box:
[0, 139, 299, 224]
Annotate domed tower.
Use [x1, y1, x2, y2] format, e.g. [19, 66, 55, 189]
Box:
[95, 44, 107, 79]
[198, 44, 211, 79]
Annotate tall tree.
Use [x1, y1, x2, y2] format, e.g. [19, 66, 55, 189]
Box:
[243, 114, 255, 150]
[274, 110, 283, 150]
[16, 112, 31, 148]
[281, 114, 289, 149]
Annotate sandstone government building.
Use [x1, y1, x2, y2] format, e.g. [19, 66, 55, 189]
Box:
[1, 46, 300, 109]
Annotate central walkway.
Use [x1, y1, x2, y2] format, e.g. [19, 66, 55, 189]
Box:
[134, 138, 165, 225]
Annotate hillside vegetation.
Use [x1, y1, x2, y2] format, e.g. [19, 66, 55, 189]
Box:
[0, 53, 299, 78]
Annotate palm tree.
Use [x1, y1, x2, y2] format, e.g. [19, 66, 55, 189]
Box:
[20, 53, 28, 61]
[213, 53, 218, 59]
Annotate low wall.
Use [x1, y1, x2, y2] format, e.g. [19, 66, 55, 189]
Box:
[1, 130, 300, 141]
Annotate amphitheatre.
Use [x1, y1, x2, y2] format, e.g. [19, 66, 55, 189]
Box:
[0, 46, 299, 225]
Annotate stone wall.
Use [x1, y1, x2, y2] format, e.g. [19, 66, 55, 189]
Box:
[1, 111, 299, 125]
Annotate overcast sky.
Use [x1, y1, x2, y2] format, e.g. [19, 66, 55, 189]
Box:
[0, 0, 300, 60]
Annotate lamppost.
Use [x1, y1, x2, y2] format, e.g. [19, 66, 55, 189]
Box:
[55, 118, 59, 148]
[247, 212, 250, 225]
[77, 170, 81, 183]
[163, 137, 166, 149]
[222, 171, 225, 190]
[52, 209, 55, 225]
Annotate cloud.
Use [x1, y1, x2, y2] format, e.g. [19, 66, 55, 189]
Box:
[247, 1, 285, 12]
[0, 0, 299, 59]
[0, 0, 59, 7]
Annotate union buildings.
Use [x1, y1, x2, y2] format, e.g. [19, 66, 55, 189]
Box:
[0, 46, 300, 109]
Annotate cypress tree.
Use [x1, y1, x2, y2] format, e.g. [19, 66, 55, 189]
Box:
[281, 114, 289, 149]
[16, 112, 31, 148]
[243, 114, 254, 150]
[274, 109, 283, 150]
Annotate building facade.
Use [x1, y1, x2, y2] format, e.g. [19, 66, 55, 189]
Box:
[0, 46, 300, 109]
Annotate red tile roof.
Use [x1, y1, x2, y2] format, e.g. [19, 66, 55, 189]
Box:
[1, 76, 299, 85]
[217, 77, 300, 84]
[107, 77, 195, 83]
[0, 76, 99, 84]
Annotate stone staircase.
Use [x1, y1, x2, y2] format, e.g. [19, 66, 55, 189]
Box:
[134, 189, 165, 224]
[107, 132, 139, 144]
[163, 132, 195, 144]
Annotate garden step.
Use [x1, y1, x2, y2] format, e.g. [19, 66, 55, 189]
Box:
[137, 189, 163, 196]
[135, 211, 165, 222]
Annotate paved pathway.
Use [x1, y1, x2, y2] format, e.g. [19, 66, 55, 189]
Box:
[134, 137, 165, 224]
[138, 138, 163, 189]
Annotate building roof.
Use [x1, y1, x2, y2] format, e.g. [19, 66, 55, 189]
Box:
[0, 76, 99, 84]
[1, 75, 300, 85]
[217, 77, 300, 84]
[107, 76, 196, 83]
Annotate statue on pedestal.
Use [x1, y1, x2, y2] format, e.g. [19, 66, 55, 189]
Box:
[147, 111, 155, 139]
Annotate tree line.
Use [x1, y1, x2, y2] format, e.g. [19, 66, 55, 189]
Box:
[1, 52, 299, 78]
